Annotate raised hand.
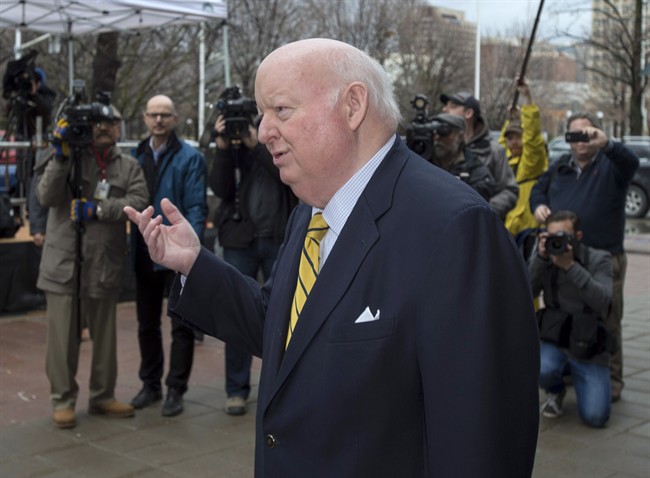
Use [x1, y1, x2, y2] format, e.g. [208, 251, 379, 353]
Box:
[124, 198, 201, 276]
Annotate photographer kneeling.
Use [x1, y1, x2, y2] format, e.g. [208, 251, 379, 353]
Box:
[529, 210, 613, 427]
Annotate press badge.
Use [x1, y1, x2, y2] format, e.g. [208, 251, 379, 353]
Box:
[94, 181, 111, 200]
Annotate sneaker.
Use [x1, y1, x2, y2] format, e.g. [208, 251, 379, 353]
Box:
[540, 389, 566, 418]
[88, 399, 135, 418]
[224, 396, 247, 416]
[53, 408, 76, 429]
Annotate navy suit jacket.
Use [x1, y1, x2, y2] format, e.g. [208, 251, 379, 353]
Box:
[169, 137, 540, 477]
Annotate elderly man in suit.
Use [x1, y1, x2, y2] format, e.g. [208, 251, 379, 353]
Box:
[125, 38, 539, 478]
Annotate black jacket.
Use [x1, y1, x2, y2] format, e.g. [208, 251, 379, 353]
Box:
[210, 143, 297, 248]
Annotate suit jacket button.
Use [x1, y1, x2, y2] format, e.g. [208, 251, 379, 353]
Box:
[265, 434, 276, 448]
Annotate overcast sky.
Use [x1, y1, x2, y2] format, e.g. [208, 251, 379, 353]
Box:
[430, 0, 592, 42]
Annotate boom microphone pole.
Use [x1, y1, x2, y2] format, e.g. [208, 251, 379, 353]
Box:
[512, 0, 546, 109]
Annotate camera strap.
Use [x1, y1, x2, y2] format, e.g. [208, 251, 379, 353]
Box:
[542, 266, 560, 309]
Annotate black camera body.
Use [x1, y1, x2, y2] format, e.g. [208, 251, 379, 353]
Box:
[62, 80, 114, 147]
[2, 50, 38, 112]
[2, 50, 38, 99]
[546, 231, 573, 255]
[405, 94, 443, 162]
[565, 131, 590, 143]
[215, 86, 257, 143]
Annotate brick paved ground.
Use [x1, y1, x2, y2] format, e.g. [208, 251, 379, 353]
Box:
[0, 249, 648, 477]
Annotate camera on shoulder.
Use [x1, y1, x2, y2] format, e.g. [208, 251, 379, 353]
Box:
[405, 94, 449, 162]
[214, 86, 257, 144]
[2, 49, 39, 111]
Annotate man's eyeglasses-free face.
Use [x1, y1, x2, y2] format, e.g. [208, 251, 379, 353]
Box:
[145, 112, 175, 120]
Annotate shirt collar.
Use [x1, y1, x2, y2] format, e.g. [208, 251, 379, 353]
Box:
[313, 134, 396, 235]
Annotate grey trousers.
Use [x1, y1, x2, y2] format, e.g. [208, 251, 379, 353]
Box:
[45, 292, 118, 410]
[606, 253, 627, 393]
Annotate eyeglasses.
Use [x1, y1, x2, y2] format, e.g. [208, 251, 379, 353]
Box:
[145, 112, 174, 120]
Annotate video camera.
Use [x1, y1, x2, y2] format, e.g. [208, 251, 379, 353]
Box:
[546, 231, 573, 256]
[214, 86, 258, 143]
[2, 49, 39, 109]
[405, 95, 446, 162]
[57, 80, 114, 147]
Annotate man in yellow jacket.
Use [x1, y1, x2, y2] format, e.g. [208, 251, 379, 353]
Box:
[500, 77, 548, 238]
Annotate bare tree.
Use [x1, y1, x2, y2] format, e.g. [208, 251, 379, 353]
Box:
[556, 0, 648, 135]
[392, 0, 475, 128]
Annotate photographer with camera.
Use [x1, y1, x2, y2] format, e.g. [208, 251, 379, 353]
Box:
[130, 94, 208, 418]
[36, 98, 149, 429]
[2, 53, 56, 238]
[530, 113, 639, 403]
[440, 91, 518, 220]
[209, 87, 297, 416]
[529, 210, 613, 427]
[426, 113, 495, 201]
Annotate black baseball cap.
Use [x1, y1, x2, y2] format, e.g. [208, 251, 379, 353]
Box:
[439, 91, 481, 119]
[431, 113, 465, 131]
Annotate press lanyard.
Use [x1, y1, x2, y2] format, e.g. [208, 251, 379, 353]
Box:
[92, 146, 109, 181]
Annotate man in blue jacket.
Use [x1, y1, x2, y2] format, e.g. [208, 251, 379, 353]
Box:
[130, 95, 207, 417]
[530, 112, 639, 402]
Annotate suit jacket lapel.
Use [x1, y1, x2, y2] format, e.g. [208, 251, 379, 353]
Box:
[261, 138, 410, 413]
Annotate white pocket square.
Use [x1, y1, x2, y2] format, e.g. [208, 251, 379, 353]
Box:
[355, 306, 380, 323]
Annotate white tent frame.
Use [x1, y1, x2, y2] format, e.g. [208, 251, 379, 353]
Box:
[1, 0, 230, 138]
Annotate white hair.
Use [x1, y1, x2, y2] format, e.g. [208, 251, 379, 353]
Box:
[324, 45, 401, 130]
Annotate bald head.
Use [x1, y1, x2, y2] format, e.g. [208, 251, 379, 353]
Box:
[144, 94, 178, 147]
[254, 38, 400, 208]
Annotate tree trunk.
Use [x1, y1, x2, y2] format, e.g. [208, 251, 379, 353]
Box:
[91, 32, 121, 101]
[628, 0, 643, 135]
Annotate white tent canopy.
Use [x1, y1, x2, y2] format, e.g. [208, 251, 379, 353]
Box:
[0, 1, 227, 34]
[1, 0, 228, 137]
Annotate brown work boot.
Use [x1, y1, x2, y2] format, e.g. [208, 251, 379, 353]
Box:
[88, 400, 135, 418]
[53, 408, 76, 429]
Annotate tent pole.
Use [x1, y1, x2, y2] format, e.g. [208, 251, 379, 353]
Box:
[14, 29, 22, 59]
[223, 23, 231, 87]
[198, 22, 206, 140]
[67, 21, 74, 95]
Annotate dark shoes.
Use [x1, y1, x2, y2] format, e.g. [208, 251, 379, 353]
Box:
[162, 388, 184, 417]
[131, 387, 163, 410]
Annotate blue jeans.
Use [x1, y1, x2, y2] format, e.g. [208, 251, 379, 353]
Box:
[539, 341, 611, 427]
[223, 237, 280, 399]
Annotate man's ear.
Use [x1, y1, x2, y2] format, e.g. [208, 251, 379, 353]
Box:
[464, 108, 474, 122]
[575, 230, 584, 241]
[344, 82, 368, 132]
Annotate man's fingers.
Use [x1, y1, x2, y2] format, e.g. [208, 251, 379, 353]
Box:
[123, 206, 141, 224]
[142, 214, 163, 242]
[160, 198, 186, 225]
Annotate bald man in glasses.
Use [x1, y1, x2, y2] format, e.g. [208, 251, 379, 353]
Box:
[130, 95, 208, 417]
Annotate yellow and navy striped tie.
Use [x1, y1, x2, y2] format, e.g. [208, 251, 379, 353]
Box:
[286, 212, 329, 348]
